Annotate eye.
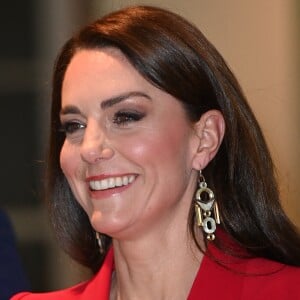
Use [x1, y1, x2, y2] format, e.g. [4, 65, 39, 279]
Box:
[60, 121, 85, 135]
[113, 110, 145, 126]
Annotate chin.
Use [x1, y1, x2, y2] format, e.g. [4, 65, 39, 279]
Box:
[90, 210, 129, 237]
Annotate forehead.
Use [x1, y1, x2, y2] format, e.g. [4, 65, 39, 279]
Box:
[60, 48, 190, 124]
[62, 48, 155, 101]
[63, 48, 130, 83]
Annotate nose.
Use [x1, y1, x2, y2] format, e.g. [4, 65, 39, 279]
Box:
[80, 121, 114, 164]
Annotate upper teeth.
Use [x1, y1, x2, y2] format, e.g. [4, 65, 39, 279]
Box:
[89, 175, 135, 191]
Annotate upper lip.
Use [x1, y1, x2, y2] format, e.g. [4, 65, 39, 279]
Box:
[86, 173, 137, 182]
[86, 173, 137, 191]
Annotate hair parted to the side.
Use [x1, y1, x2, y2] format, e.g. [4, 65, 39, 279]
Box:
[48, 5, 300, 273]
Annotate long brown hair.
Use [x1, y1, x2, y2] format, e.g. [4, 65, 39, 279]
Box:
[48, 5, 300, 273]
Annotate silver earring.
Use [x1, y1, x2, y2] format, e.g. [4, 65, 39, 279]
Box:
[194, 171, 220, 241]
[95, 232, 105, 254]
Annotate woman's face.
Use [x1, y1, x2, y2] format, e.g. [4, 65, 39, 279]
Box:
[60, 49, 200, 240]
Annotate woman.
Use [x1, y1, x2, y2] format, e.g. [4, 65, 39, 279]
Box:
[12, 5, 300, 300]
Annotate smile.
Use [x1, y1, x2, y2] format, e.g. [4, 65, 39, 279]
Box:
[89, 175, 136, 191]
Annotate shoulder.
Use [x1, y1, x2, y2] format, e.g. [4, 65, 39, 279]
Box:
[241, 257, 300, 299]
[0, 209, 15, 241]
[0, 210, 30, 298]
[190, 242, 300, 300]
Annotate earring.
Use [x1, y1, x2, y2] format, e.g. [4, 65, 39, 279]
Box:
[194, 171, 220, 241]
[95, 231, 105, 254]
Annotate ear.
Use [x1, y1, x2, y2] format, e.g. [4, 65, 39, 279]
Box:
[191, 110, 225, 170]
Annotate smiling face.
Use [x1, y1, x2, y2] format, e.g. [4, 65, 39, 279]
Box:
[60, 48, 200, 240]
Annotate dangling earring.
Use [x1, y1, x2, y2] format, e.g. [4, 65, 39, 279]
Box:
[95, 232, 105, 254]
[194, 170, 220, 241]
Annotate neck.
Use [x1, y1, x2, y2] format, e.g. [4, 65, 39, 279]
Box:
[110, 227, 204, 300]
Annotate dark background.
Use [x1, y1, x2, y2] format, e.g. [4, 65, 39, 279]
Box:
[0, 1, 92, 291]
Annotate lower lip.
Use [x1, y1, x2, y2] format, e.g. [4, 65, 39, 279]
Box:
[88, 179, 135, 200]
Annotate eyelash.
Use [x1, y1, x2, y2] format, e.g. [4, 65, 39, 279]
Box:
[59, 110, 145, 135]
[112, 110, 145, 126]
[59, 121, 85, 134]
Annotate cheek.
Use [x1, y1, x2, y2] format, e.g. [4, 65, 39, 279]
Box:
[60, 142, 88, 207]
[60, 142, 79, 178]
[112, 124, 191, 167]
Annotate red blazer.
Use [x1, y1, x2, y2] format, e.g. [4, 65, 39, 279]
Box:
[11, 246, 300, 299]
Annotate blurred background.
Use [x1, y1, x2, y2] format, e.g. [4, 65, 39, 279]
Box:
[1, 0, 299, 293]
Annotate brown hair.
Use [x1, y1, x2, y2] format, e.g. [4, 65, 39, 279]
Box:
[48, 5, 300, 273]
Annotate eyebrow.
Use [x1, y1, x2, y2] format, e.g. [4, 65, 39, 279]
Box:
[100, 91, 151, 109]
[60, 91, 151, 116]
[60, 105, 81, 116]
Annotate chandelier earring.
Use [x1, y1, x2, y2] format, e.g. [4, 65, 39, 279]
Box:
[95, 231, 105, 254]
[194, 170, 220, 241]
